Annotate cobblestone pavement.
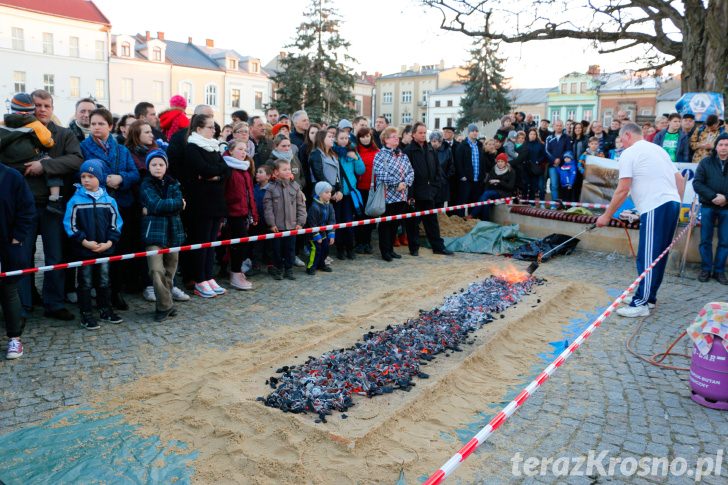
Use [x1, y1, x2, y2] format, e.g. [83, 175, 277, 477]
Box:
[1, 246, 727, 484]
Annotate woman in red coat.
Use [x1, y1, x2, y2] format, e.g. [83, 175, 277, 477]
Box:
[355, 127, 379, 254]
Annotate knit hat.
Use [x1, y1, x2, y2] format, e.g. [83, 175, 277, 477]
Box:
[467, 123, 479, 134]
[10, 93, 35, 114]
[79, 159, 106, 186]
[338, 119, 353, 130]
[145, 149, 168, 169]
[714, 132, 728, 149]
[495, 153, 509, 163]
[169, 95, 187, 109]
[272, 122, 288, 136]
[563, 151, 574, 161]
[508, 130, 518, 140]
[314, 181, 332, 197]
[279, 113, 289, 121]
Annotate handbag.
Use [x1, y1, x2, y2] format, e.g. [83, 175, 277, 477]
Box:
[339, 163, 365, 216]
[365, 173, 386, 217]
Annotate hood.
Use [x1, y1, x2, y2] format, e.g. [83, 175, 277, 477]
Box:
[3, 112, 36, 129]
[159, 109, 190, 130]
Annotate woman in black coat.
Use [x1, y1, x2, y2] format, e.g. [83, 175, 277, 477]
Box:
[183, 114, 229, 298]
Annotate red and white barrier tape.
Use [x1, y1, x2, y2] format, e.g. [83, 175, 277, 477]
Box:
[423, 222, 692, 485]
[0, 198, 513, 278]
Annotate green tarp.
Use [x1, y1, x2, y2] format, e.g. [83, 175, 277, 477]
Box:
[443, 221, 536, 255]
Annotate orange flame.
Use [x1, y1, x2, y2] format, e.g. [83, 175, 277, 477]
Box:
[490, 263, 530, 284]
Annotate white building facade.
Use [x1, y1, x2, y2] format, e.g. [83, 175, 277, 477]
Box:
[0, 2, 110, 124]
[427, 84, 465, 131]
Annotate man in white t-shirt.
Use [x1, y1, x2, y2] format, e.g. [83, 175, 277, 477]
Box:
[597, 122, 685, 317]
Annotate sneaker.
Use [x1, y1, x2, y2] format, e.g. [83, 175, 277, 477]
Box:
[171, 286, 190, 301]
[100, 309, 123, 324]
[80, 312, 100, 330]
[65, 292, 78, 304]
[143, 286, 157, 302]
[294, 256, 306, 267]
[283, 268, 296, 280]
[154, 308, 176, 322]
[698, 270, 711, 282]
[616, 305, 650, 318]
[320, 265, 333, 273]
[324, 256, 334, 265]
[345, 248, 355, 260]
[45, 197, 64, 215]
[194, 281, 217, 298]
[268, 267, 283, 281]
[241, 258, 253, 273]
[230, 272, 253, 290]
[306, 267, 316, 276]
[206, 279, 226, 295]
[6, 338, 23, 359]
[715, 273, 728, 285]
[625, 297, 655, 309]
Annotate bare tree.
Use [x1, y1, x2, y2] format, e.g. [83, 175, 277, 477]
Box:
[423, 0, 728, 95]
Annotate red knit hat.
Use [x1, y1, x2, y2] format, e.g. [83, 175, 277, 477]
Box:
[272, 122, 288, 136]
[495, 153, 509, 163]
[169, 94, 187, 109]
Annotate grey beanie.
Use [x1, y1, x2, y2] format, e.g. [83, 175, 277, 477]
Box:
[429, 130, 443, 142]
[467, 123, 479, 133]
[315, 181, 333, 197]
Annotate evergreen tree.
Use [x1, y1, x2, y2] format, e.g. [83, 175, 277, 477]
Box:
[457, 37, 511, 131]
[272, 0, 357, 124]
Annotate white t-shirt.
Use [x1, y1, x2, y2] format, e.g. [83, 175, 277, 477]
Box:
[618, 139, 680, 214]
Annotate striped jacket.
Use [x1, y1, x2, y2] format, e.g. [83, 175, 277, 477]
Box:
[372, 147, 414, 204]
[63, 184, 122, 258]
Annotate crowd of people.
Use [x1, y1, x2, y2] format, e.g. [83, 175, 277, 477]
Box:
[1, 89, 727, 360]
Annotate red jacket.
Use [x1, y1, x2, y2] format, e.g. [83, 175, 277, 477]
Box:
[225, 167, 259, 222]
[356, 143, 379, 190]
[159, 109, 190, 140]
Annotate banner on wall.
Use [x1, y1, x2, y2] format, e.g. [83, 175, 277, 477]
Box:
[675, 92, 725, 122]
[580, 156, 697, 221]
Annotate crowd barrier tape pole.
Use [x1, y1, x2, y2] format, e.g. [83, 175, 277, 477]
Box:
[423, 221, 693, 485]
[0, 198, 514, 279]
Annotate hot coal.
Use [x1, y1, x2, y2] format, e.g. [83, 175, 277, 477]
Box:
[260, 276, 541, 421]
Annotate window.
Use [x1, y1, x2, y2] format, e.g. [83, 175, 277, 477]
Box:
[180, 81, 193, 104]
[43, 74, 55, 95]
[401, 112, 412, 124]
[205, 84, 218, 106]
[434, 118, 440, 129]
[228, 58, 237, 70]
[422, 90, 430, 103]
[447, 100, 453, 107]
[533, 114, 541, 124]
[95, 40, 105, 60]
[122, 78, 133, 102]
[603, 110, 613, 126]
[13, 71, 26, 93]
[12, 27, 24, 50]
[251, 62, 259, 73]
[570, 83, 577, 94]
[435, 100, 441, 108]
[560, 83, 567, 94]
[583, 109, 593, 122]
[153, 47, 162, 62]
[640, 108, 652, 116]
[580, 82, 587, 93]
[446, 117, 453, 127]
[121, 42, 131, 57]
[383, 92, 392, 104]
[70, 76, 80, 97]
[355, 100, 362, 115]
[43, 33, 54, 54]
[421, 113, 427, 123]
[231, 89, 241, 108]
[551, 110, 560, 121]
[402, 91, 412, 103]
[95, 79, 106, 99]
[153, 81, 164, 102]
[69, 36, 79, 57]
[255, 91, 263, 110]
[382, 113, 392, 124]
[566, 109, 576, 121]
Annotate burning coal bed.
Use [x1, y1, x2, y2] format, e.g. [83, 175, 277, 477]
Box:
[259, 274, 543, 423]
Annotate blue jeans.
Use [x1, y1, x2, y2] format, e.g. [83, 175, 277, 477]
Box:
[471, 190, 502, 220]
[19, 208, 66, 313]
[699, 207, 728, 274]
[78, 262, 110, 314]
[548, 166, 560, 203]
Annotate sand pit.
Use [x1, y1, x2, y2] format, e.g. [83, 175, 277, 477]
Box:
[102, 260, 606, 484]
[437, 213, 478, 237]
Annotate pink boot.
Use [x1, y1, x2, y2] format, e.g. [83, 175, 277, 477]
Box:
[230, 272, 253, 290]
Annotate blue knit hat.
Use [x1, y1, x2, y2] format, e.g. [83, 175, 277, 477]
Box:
[79, 159, 106, 186]
[563, 151, 575, 161]
[467, 123, 479, 134]
[11, 93, 35, 113]
[145, 149, 168, 169]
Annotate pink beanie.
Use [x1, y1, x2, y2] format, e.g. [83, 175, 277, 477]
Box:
[170, 94, 187, 109]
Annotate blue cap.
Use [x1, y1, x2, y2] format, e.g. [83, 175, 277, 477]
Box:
[79, 159, 106, 186]
[563, 151, 574, 160]
[145, 149, 168, 169]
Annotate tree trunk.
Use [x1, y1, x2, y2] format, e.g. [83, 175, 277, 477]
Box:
[682, 0, 728, 95]
[703, 0, 728, 95]
[681, 0, 707, 93]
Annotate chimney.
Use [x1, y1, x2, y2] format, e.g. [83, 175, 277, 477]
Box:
[413, 63, 421, 72]
[145, 31, 150, 41]
[206, 39, 214, 48]
[157, 31, 165, 40]
[439, 59, 445, 70]
[188, 36, 193, 44]
[587, 64, 601, 75]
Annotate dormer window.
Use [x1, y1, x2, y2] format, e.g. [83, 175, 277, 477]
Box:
[228, 58, 237, 70]
[153, 46, 162, 62]
[251, 62, 259, 73]
[121, 42, 131, 57]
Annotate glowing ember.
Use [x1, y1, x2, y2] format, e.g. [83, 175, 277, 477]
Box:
[491, 263, 531, 284]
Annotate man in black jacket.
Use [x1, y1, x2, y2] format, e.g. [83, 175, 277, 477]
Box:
[692, 132, 728, 284]
[403, 122, 453, 256]
[454, 124, 489, 213]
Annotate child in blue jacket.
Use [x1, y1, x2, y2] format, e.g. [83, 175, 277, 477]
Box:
[64, 159, 123, 330]
[306, 182, 336, 275]
[558, 151, 578, 202]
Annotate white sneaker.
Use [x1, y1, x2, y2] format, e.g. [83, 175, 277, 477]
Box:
[616, 305, 650, 318]
[171, 286, 190, 301]
[325, 256, 333, 265]
[625, 297, 655, 309]
[230, 272, 253, 290]
[143, 286, 156, 302]
[194, 281, 217, 298]
[294, 256, 305, 267]
[6, 338, 23, 359]
[65, 292, 78, 304]
[206, 279, 226, 295]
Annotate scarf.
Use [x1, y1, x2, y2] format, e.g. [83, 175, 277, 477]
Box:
[223, 155, 250, 171]
[188, 132, 220, 152]
[333, 144, 349, 159]
[85, 187, 104, 200]
[73, 121, 92, 139]
[271, 149, 292, 162]
[494, 164, 510, 176]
